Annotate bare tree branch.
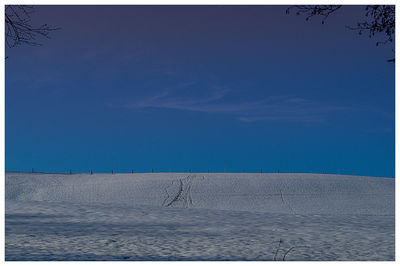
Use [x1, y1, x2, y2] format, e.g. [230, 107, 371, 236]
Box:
[5, 5, 60, 48]
[346, 5, 395, 47]
[286, 5, 342, 24]
[286, 5, 395, 62]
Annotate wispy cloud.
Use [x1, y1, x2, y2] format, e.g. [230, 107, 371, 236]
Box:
[121, 87, 349, 122]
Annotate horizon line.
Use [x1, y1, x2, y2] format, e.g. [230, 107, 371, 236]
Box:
[4, 170, 394, 178]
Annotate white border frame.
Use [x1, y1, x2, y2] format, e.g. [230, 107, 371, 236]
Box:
[1, 1, 397, 265]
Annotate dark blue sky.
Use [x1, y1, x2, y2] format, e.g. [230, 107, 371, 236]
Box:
[6, 5, 395, 176]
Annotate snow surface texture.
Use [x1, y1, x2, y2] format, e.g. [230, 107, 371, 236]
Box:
[5, 172, 395, 261]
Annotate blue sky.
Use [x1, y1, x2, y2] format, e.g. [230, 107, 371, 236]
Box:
[5, 5, 395, 176]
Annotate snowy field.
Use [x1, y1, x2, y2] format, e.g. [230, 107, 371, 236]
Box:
[5, 172, 395, 261]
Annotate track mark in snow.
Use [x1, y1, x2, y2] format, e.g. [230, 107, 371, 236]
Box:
[162, 175, 197, 208]
[280, 189, 296, 215]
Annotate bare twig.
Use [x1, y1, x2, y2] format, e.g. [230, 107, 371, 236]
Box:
[286, 5, 342, 24]
[273, 238, 282, 261]
[282, 245, 311, 261]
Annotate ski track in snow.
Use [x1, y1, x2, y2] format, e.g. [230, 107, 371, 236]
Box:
[5, 172, 395, 261]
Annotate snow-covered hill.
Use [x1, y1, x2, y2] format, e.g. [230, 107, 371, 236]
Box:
[5, 172, 395, 260]
[6, 172, 394, 215]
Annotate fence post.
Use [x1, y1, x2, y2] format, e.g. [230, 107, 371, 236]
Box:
[70, 169, 72, 175]
[112, 169, 114, 175]
[90, 169, 93, 175]
[131, 169, 133, 174]
[152, 168, 154, 173]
